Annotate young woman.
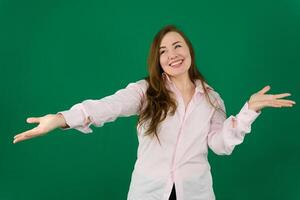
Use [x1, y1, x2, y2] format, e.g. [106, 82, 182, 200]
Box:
[13, 25, 295, 200]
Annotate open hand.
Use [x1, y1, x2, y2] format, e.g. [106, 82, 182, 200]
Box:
[248, 85, 296, 112]
[13, 114, 67, 144]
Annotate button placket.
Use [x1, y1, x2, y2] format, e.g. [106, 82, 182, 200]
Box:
[170, 93, 196, 182]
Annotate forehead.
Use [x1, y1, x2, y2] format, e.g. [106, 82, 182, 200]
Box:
[160, 31, 185, 46]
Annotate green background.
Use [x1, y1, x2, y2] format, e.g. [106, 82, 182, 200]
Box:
[1, 0, 299, 199]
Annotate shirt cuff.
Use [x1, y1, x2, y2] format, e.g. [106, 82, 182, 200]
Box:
[235, 101, 261, 133]
[57, 109, 93, 134]
[57, 109, 86, 130]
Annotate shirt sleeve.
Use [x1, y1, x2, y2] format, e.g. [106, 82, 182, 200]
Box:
[57, 79, 148, 134]
[207, 92, 261, 155]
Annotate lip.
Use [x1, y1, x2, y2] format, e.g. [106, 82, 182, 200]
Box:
[169, 59, 184, 66]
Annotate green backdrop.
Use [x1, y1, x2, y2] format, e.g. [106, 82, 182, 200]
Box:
[1, 0, 299, 199]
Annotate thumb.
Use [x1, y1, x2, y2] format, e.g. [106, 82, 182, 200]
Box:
[258, 85, 271, 94]
[26, 117, 40, 124]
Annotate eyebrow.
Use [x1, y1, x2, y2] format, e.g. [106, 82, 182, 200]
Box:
[159, 41, 181, 50]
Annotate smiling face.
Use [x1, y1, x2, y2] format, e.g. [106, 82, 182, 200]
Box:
[159, 31, 192, 78]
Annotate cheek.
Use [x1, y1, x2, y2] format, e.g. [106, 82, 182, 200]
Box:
[185, 55, 192, 66]
[180, 48, 190, 58]
[181, 50, 192, 66]
[160, 55, 168, 68]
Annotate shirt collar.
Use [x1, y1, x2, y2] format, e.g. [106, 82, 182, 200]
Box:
[162, 72, 214, 94]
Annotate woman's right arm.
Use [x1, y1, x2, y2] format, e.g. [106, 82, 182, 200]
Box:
[57, 79, 147, 133]
[13, 79, 147, 143]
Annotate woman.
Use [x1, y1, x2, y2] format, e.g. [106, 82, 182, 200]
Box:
[13, 25, 296, 200]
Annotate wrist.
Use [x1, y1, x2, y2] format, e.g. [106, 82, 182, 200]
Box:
[247, 101, 260, 113]
[56, 113, 69, 128]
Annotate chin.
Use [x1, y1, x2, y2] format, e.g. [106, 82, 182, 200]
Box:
[168, 70, 189, 77]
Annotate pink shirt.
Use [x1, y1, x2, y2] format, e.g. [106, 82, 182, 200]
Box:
[58, 73, 261, 200]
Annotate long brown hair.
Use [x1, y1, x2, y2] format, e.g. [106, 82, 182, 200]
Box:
[138, 24, 225, 144]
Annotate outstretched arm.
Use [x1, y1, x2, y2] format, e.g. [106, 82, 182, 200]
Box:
[57, 80, 147, 133]
[207, 85, 296, 155]
[13, 79, 147, 144]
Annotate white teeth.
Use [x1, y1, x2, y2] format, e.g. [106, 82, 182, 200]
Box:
[170, 60, 183, 67]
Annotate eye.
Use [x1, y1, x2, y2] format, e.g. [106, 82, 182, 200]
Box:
[160, 50, 165, 55]
[175, 44, 181, 48]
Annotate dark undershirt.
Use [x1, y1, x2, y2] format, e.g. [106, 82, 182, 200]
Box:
[168, 183, 176, 200]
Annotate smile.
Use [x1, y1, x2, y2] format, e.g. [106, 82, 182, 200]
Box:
[169, 59, 184, 68]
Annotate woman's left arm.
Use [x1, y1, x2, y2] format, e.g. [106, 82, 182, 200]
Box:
[207, 85, 296, 155]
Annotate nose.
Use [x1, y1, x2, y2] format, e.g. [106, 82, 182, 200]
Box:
[168, 52, 178, 61]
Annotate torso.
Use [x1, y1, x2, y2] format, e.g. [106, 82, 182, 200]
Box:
[182, 87, 196, 110]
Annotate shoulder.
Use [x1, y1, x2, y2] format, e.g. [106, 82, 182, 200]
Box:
[135, 79, 148, 88]
[124, 79, 148, 95]
[204, 83, 224, 107]
[133, 79, 148, 91]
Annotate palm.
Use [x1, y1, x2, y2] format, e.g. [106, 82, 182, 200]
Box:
[248, 86, 296, 112]
[13, 114, 58, 144]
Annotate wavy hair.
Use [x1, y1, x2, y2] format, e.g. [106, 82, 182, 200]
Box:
[138, 25, 225, 145]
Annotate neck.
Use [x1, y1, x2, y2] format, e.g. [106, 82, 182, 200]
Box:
[170, 73, 195, 93]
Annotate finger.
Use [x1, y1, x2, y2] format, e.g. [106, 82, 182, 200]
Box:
[258, 85, 271, 95]
[263, 100, 294, 108]
[265, 101, 285, 108]
[13, 130, 40, 144]
[274, 103, 293, 107]
[13, 135, 30, 144]
[13, 135, 34, 144]
[27, 117, 40, 124]
[14, 136, 26, 144]
[275, 99, 296, 105]
[272, 93, 291, 99]
[13, 127, 39, 140]
[257, 94, 295, 103]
